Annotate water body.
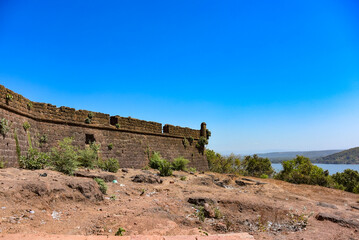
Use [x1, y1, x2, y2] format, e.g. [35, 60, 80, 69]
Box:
[271, 163, 359, 174]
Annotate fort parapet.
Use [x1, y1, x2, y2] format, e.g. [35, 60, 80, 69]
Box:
[0, 85, 209, 170]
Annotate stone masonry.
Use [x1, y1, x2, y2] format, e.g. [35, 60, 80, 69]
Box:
[0, 85, 209, 170]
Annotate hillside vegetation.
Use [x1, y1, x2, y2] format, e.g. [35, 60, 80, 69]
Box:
[256, 150, 342, 163]
[316, 147, 359, 164]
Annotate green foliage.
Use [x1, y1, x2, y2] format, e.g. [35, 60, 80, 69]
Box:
[19, 148, 49, 170]
[85, 118, 91, 124]
[188, 136, 194, 145]
[23, 121, 31, 131]
[98, 158, 120, 173]
[180, 176, 187, 181]
[149, 151, 163, 169]
[115, 227, 126, 236]
[275, 156, 331, 187]
[332, 169, 359, 193]
[39, 134, 47, 145]
[88, 112, 94, 119]
[242, 154, 274, 177]
[6, 93, 13, 102]
[107, 143, 113, 150]
[214, 207, 222, 219]
[94, 178, 107, 194]
[188, 167, 197, 173]
[196, 207, 205, 222]
[206, 129, 211, 139]
[115, 123, 120, 129]
[196, 137, 208, 152]
[158, 159, 173, 176]
[182, 137, 189, 148]
[14, 130, 21, 161]
[0, 158, 6, 169]
[260, 174, 269, 179]
[27, 131, 32, 148]
[171, 157, 189, 171]
[77, 143, 99, 169]
[50, 137, 79, 175]
[27, 102, 33, 110]
[0, 118, 10, 137]
[206, 150, 241, 174]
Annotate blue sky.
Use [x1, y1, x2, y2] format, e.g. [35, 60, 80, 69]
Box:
[0, 0, 359, 154]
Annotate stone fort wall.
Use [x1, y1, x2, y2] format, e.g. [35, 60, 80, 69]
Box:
[0, 85, 209, 170]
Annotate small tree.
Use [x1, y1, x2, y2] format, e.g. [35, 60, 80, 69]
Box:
[241, 154, 273, 177]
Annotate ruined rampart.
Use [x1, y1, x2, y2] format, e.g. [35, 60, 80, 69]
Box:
[0, 85, 209, 170]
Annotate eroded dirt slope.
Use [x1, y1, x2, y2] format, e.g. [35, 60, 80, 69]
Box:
[0, 168, 358, 240]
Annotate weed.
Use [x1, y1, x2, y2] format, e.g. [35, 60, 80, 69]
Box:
[14, 130, 21, 161]
[23, 121, 31, 131]
[214, 208, 222, 219]
[110, 195, 116, 200]
[188, 167, 197, 173]
[85, 118, 91, 124]
[196, 207, 205, 222]
[149, 151, 162, 169]
[78, 143, 99, 169]
[139, 188, 146, 196]
[6, 93, 13, 103]
[159, 159, 173, 176]
[115, 123, 120, 129]
[50, 137, 79, 175]
[19, 148, 49, 170]
[172, 157, 189, 171]
[0, 118, 10, 137]
[196, 136, 208, 153]
[27, 102, 33, 110]
[98, 158, 120, 173]
[39, 134, 48, 146]
[107, 143, 113, 150]
[188, 136, 194, 145]
[94, 178, 107, 194]
[88, 112, 94, 119]
[142, 165, 150, 170]
[0, 157, 6, 169]
[182, 137, 189, 148]
[180, 176, 187, 181]
[115, 227, 126, 236]
[260, 174, 269, 179]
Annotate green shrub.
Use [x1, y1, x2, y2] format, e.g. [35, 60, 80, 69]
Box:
[77, 143, 99, 169]
[107, 143, 113, 150]
[88, 112, 94, 119]
[149, 151, 163, 169]
[0, 158, 5, 169]
[23, 121, 31, 131]
[19, 148, 49, 170]
[188, 167, 197, 173]
[172, 157, 189, 171]
[50, 137, 79, 175]
[85, 118, 91, 124]
[260, 174, 269, 179]
[241, 155, 274, 177]
[332, 169, 359, 193]
[115, 227, 126, 236]
[0, 118, 10, 137]
[39, 134, 48, 144]
[98, 158, 120, 173]
[196, 136, 208, 152]
[275, 156, 331, 187]
[188, 136, 194, 145]
[6, 93, 13, 102]
[182, 137, 189, 148]
[115, 123, 120, 129]
[206, 129, 211, 139]
[206, 150, 241, 174]
[158, 159, 173, 176]
[214, 207, 222, 219]
[94, 178, 107, 194]
[180, 176, 187, 181]
[27, 102, 33, 110]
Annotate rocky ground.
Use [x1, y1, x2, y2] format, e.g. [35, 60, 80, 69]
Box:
[0, 167, 358, 240]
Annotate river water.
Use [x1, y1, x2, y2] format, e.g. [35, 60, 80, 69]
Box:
[271, 163, 359, 174]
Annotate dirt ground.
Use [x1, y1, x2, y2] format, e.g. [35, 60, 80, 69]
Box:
[0, 167, 358, 240]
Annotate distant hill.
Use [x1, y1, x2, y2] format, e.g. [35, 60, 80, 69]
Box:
[256, 150, 343, 163]
[316, 147, 359, 164]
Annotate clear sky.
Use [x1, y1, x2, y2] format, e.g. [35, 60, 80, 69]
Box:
[0, 0, 359, 155]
